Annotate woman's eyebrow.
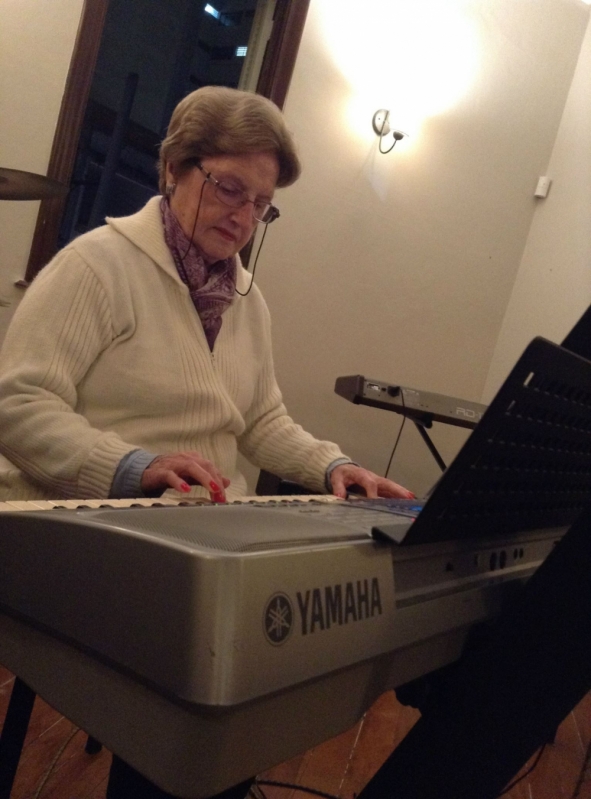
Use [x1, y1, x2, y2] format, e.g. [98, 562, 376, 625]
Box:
[217, 173, 273, 200]
[216, 172, 247, 189]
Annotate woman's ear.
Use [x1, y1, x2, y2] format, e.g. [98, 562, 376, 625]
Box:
[164, 162, 177, 197]
[164, 161, 176, 182]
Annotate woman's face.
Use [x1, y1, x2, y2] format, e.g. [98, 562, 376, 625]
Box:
[165, 151, 280, 264]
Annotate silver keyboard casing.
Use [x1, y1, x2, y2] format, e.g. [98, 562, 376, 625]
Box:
[0, 501, 561, 707]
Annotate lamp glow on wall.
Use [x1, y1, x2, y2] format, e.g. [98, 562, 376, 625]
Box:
[316, 0, 480, 147]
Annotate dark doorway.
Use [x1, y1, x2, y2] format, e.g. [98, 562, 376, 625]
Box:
[59, 0, 272, 247]
[23, 0, 310, 283]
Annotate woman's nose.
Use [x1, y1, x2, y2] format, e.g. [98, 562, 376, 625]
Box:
[231, 202, 257, 226]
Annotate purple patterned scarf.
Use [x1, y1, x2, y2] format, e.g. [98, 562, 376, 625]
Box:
[160, 197, 236, 351]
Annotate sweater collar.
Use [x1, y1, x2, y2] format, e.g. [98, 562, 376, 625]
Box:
[106, 196, 253, 295]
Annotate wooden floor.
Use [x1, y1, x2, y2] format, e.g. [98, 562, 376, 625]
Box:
[3, 663, 591, 799]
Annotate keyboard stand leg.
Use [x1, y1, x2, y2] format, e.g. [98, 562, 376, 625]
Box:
[413, 421, 446, 471]
[84, 735, 102, 755]
[0, 677, 36, 799]
[106, 755, 254, 799]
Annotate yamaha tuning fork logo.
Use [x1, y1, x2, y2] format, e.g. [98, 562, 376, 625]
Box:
[263, 578, 383, 646]
[263, 593, 294, 645]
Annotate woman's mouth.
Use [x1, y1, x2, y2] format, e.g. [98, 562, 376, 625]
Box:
[214, 227, 237, 242]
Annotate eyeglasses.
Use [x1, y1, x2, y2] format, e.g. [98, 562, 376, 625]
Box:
[196, 163, 280, 224]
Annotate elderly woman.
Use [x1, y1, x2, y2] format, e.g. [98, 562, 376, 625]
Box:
[0, 86, 411, 503]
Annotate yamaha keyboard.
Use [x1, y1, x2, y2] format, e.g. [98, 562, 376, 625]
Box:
[0, 495, 558, 709]
[1, 494, 555, 797]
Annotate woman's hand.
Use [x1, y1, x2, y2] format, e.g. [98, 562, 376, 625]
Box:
[329, 463, 415, 500]
[141, 452, 230, 502]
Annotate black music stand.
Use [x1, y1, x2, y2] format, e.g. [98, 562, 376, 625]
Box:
[386, 336, 591, 545]
[358, 336, 591, 797]
[562, 303, 591, 361]
[358, 498, 591, 799]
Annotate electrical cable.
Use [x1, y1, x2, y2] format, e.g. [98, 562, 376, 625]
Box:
[235, 222, 269, 297]
[248, 784, 269, 799]
[179, 180, 206, 262]
[384, 390, 406, 479]
[254, 779, 341, 799]
[32, 726, 81, 799]
[495, 744, 546, 797]
[253, 743, 546, 799]
[571, 735, 591, 798]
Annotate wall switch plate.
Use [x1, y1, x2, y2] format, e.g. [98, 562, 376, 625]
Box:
[534, 176, 552, 198]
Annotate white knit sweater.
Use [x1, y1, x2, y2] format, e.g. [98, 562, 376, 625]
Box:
[0, 197, 345, 501]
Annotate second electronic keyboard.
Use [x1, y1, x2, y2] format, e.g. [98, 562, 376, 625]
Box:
[335, 374, 487, 429]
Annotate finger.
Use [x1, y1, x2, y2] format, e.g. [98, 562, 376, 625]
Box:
[167, 470, 225, 502]
[329, 472, 348, 499]
[142, 468, 190, 495]
[206, 478, 227, 503]
[334, 467, 380, 499]
[179, 463, 227, 501]
[353, 475, 380, 499]
[330, 466, 373, 498]
[183, 459, 226, 492]
[143, 463, 226, 501]
[141, 452, 231, 500]
[332, 473, 373, 498]
[183, 454, 228, 486]
[154, 453, 228, 494]
[376, 480, 416, 499]
[140, 466, 162, 493]
[165, 470, 225, 501]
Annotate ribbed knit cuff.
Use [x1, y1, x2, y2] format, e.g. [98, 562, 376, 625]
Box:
[78, 434, 144, 499]
[109, 449, 159, 499]
[325, 458, 359, 492]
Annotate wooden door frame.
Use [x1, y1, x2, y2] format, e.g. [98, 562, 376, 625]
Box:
[23, 0, 310, 283]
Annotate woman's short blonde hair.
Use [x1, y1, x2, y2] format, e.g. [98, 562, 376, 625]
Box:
[158, 86, 301, 193]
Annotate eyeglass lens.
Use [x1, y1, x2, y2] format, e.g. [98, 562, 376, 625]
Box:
[214, 181, 275, 223]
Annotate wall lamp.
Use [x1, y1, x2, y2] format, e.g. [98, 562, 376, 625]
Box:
[372, 110, 407, 154]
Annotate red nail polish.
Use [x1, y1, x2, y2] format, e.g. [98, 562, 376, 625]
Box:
[213, 492, 226, 503]
[210, 481, 220, 492]
[180, 482, 191, 493]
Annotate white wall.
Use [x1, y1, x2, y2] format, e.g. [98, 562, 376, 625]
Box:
[254, 0, 589, 495]
[0, 0, 84, 337]
[484, 10, 591, 401]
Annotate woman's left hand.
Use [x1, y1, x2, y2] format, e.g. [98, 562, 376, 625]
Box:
[329, 463, 415, 500]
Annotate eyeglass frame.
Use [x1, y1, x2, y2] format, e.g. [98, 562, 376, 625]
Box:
[195, 162, 280, 224]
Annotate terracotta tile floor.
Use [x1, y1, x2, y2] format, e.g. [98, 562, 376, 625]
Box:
[259, 690, 591, 799]
[2, 664, 591, 798]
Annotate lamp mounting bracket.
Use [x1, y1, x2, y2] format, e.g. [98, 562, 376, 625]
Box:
[372, 109, 391, 136]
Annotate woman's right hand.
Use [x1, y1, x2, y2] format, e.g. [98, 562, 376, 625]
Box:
[141, 452, 230, 502]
